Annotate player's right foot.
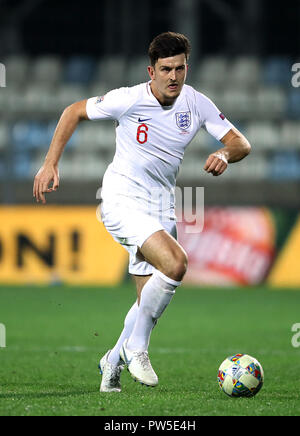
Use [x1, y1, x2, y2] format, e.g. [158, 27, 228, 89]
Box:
[99, 351, 124, 393]
[120, 339, 158, 387]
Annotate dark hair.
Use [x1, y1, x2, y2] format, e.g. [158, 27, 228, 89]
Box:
[148, 32, 191, 66]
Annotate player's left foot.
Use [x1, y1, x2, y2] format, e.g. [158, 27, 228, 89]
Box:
[99, 351, 124, 393]
[120, 339, 158, 387]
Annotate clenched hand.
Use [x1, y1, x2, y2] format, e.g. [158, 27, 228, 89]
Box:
[204, 152, 228, 177]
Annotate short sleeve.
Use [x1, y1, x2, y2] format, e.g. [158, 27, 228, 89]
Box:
[198, 93, 233, 141]
[86, 87, 134, 121]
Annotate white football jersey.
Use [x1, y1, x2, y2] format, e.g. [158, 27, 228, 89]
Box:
[86, 82, 233, 217]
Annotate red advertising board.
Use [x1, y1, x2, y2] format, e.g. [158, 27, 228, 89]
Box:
[177, 207, 276, 286]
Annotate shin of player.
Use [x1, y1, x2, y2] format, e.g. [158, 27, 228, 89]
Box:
[127, 270, 181, 352]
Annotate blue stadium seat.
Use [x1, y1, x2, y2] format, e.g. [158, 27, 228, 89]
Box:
[13, 151, 32, 179]
[11, 121, 79, 152]
[286, 90, 300, 119]
[11, 122, 31, 151]
[11, 122, 43, 151]
[263, 57, 291, 86]
[270, 151, 300, 180]
[64, 56, 96, 85]
[28, 122, 47, 149]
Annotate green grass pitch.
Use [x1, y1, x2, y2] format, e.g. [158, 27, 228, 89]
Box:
[0, 284, 300, 416]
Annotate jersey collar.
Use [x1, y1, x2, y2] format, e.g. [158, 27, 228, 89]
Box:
[146, 81, 183, 110]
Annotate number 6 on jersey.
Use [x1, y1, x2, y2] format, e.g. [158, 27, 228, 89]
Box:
[137, 124, 149, 144]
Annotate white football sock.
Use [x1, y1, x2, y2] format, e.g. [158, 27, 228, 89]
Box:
[107, 301, 139, 366]
[127, 270, 181, 352]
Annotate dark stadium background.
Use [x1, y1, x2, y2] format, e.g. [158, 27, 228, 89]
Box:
[1, 0, 299, 56]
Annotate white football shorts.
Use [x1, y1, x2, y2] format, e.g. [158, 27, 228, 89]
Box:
[99, 199, 177, 276]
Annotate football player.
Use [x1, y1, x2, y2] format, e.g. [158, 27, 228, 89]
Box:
[34, 32, 251, 392]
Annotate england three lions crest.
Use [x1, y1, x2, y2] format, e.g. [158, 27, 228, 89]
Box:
[176, 111, 191, 130]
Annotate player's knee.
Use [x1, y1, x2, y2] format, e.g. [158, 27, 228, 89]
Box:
[176, 252, 188, 281]
[167, 249, 188, 282]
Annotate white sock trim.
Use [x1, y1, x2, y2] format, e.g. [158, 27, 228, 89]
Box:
[155, 269, 181, 287]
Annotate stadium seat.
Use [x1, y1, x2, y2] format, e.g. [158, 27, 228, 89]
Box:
[3, 86, 26, 115]
[81, 155, 107, 180]
[227, 57, 262, 88]
[179, 157, 201, 180]
[11, 121, 31, 150]
[286, 90, 300, 119]
[77, 121, 115, 151]
[56, 84, 87, 109]
[23, 84, 59, 113]
[222, 88, 257, 118]
[0, 159, 6, 179]
[243, 156, 269, 180]
[126, 56, 149, 86]
[11, 121, 70, 152]
[244, 121, 280, 149]
[270, 151, 300, 180]
[0, 87, 7, 113]
[281, 121, 300, 148]
[4, 55, 30, 87]
[196, 86, 219, 103]
[2, 85, 56, 116]
[255, 87, 286, 117]
[30, 56, 63, 86]
[27, 122, 47, 149]
[61, 153, 106, 180]
[11, 121, 43, 151]
[263, 57, 291, 86]
[13, 151, 32, 179]
[195, 56, 228, 88]
[64, 56, 96, 85]
[93, 56, 127, 89]
[88, 83, 108, 100]
[218, 154, 267, 180]
[0, 122, 8, 150]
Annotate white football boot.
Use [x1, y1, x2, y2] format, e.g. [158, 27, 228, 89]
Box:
[99, 351, 124, 393]
[120, 339, 158, 387]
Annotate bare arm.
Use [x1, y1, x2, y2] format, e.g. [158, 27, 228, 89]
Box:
[33, 100, 89, 204]
[204, 127, 251, 177]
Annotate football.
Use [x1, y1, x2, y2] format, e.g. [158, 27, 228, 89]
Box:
[218, 353, 264, 397]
